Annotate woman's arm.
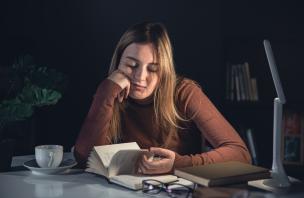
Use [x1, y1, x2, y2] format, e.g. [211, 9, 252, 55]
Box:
[174, 80, 252, 168]
[137, 80, 251, 174]
[74, 62, 132, 167]
[74, 79, 122, 167]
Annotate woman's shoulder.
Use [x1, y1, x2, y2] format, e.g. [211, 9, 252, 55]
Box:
[175, 76, 206, 104]
[175, 77, 206, 114]
[176, 77, 202, 94]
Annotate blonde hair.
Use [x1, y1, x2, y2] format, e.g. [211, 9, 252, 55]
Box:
[108, 22, 184, 146]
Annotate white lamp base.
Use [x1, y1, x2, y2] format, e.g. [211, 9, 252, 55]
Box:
[263, 171, 291, 188]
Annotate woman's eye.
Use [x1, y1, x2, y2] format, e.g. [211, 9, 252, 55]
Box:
[148, 64, 158, 72]
[126, 62, 138, 68]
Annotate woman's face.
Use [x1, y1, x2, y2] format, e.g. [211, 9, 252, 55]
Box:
[119, 43, 159, 100]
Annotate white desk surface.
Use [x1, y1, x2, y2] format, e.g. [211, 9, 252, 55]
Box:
[2, 154, 304, 198]
[0, 153, 172, 198]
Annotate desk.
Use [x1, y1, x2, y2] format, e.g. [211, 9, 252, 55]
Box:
[1, 154, 304, 198]
[0, 153, 170, 198]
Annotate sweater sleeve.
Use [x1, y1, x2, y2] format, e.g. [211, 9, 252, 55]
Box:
[74, 79, 122, 167]
[174, 80, 252, 168]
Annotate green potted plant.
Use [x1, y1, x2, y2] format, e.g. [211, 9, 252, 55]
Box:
[0, 55, 67, 171]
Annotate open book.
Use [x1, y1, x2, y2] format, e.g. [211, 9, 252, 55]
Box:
[85, 142, 178, 190]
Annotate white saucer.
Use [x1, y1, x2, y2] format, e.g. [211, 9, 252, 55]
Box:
[23, 159, 77, 175]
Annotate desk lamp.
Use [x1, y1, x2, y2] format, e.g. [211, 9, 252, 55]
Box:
[263, 40, 290, 188]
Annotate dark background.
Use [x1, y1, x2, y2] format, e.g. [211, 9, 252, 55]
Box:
[1, 0, 304, 175]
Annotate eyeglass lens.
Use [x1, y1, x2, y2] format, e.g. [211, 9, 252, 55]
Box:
[142, 180, 192, 198]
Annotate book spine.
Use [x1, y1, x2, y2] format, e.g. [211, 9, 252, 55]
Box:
[246, 128, 258, 165]
[243, 62, 252, 101]
[174, 169, 209, 187]
[238, 64, 246, 101]
[230, 64, 235, 101]
[251, 78, 259, 101]
[241, 64, 248, 101]
[226, 63, 231, 101]
[240, 63, 247, 100]
[234, 65, 241, 101]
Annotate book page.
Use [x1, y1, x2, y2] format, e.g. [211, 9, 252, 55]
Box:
[108, 149, 146, 177]
[93, 142, 140, 168]
[85, 150, 108, 177]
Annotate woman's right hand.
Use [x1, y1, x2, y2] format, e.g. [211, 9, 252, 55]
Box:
[107, 64, 132, 102]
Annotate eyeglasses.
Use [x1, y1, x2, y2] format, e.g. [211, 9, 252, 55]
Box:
[142, 179, 195, 198]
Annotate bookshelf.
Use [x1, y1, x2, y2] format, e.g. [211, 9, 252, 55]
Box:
[282, 109, 304, 181]
[221, 37, 304, 180]
[282, 110, 304, 164]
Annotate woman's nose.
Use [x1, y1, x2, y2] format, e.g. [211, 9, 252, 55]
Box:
[134, 67, 147, 81]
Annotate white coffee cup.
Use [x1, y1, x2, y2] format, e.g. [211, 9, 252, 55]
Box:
[35, 145, 63, 168]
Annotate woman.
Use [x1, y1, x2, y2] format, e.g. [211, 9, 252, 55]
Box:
[74, 22, 251, 174]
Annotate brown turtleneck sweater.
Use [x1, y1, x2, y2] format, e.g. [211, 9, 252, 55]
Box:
[74, 78, 251, 168]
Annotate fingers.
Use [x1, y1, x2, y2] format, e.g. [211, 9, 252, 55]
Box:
[139, 158, 170, 174]
[118, 86, 130, 102]
[117, 68, 131, 81]
[138, 157, 162, 175]
[117, 69, 131, 102]
[136, 149, 175, 175]
[114, 69, 131, 101]
[118, 61, 132, 77]
[124, 81, 130, 99]
[149, 147, 174, 159]
[107, 69, 131, 102]
[137, 152, 157, 175]
[108, 70, 130, 87]
[118, 90, 125, 103]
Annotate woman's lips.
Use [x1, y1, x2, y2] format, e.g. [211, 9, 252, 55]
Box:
[132, 83, 146, 91]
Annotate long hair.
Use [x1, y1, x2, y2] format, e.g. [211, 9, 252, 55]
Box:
[107, 22, 184, 146]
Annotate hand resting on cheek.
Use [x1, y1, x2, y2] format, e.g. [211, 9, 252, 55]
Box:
[107, 62, 132, 102]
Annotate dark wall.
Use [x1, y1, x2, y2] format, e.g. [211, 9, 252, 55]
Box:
[1, 0, 221, 151]
[1, 1, 303, 156]
[222, 1, 303, 38]
[221, 1, 304, 104]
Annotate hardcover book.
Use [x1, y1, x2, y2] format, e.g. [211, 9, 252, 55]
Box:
[174, 161, 270, 187]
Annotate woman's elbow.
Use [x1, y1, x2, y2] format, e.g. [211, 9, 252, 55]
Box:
[74, 146, 88, 168]
[240, 147, 252, 164]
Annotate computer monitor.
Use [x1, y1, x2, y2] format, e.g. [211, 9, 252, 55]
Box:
[262, 40, 290, 188]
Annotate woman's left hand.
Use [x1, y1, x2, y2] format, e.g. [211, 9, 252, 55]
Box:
[137, 147, 175, 175]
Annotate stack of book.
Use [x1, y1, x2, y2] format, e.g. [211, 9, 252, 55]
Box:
[226, 62, 259, 102]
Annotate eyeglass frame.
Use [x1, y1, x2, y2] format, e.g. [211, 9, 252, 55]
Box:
[142, 179, 196, 198]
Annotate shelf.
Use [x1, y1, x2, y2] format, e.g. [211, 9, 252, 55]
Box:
[223, 101, 273, 110]
[222, 37, 304, 169]
[223, 101, 304, 111]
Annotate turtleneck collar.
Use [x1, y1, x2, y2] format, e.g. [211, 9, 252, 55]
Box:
[128, 94, 154, 106]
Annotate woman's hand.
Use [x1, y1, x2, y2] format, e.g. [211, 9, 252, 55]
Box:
[107, 63, 132, 102]
[137, 147, 175, 175]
